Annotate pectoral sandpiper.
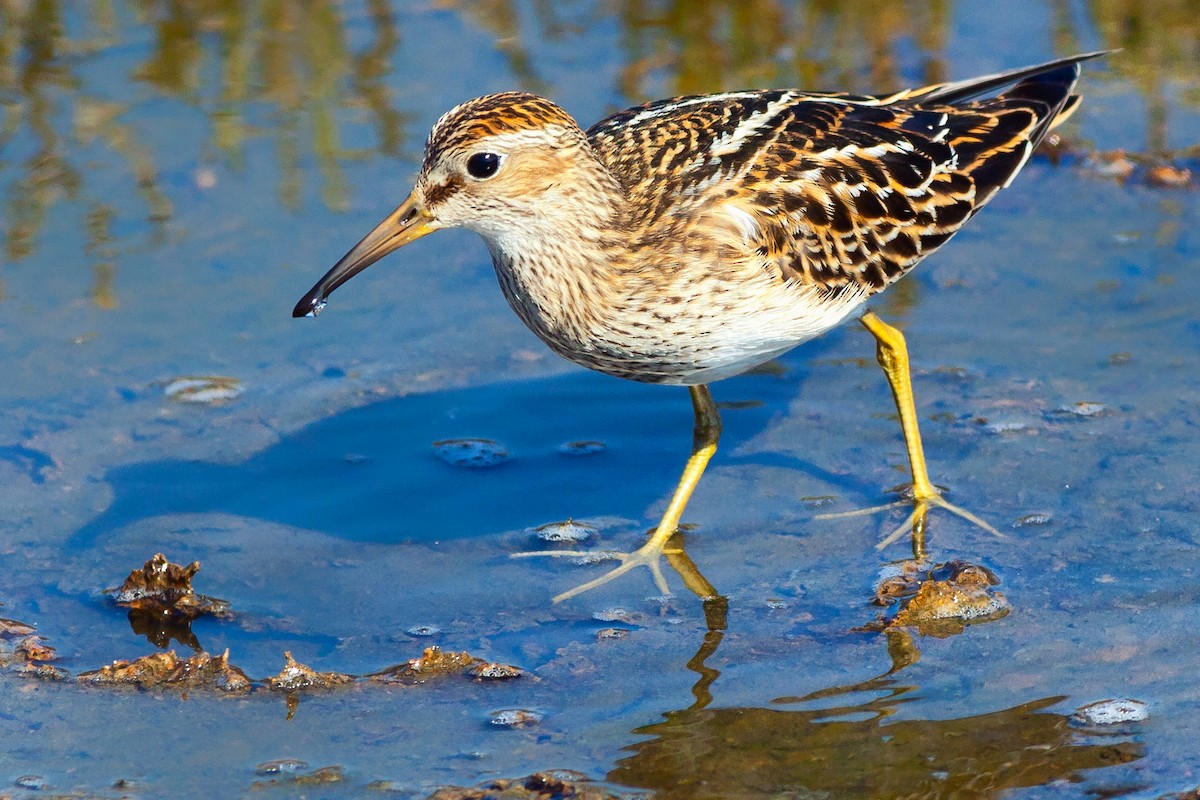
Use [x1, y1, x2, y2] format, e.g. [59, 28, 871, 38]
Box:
[295, 53, 1105, 602]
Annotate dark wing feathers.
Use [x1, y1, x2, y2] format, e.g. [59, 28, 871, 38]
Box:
[587, 53, 1100, 296]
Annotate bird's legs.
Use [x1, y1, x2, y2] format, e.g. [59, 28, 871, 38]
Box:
[817, 311, 1002, 556]
[514, 385, 722, 603]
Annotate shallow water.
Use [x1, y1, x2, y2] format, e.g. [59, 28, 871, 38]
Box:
[1, 0, 1199, 797]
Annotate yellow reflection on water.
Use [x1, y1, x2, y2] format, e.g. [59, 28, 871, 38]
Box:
[0, 0, 404, 306]
[611, 690, 1142, 799]
[615, 0, 951, 97]
[1088, 0, 1200, 155]
[0, 0, 1196, 310]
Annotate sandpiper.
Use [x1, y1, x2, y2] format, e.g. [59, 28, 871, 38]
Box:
[295, 53, 1105, 602]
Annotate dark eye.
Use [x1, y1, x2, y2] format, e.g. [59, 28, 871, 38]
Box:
[466, 152, 501, 179]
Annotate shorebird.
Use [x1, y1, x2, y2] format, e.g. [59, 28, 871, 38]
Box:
[295, 53, 1104, 602]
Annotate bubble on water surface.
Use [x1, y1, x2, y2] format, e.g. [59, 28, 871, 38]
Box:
[406, 625, 441, 637]
[1052, 401, 1108, 418]
[432, 438, 510, 467]
[1071, 699, 1149, 731]
[255, 759, 309, 776]
[533, 520, 597, 543]
[15, 776, 48, 790]
[490, 708, 542, 728]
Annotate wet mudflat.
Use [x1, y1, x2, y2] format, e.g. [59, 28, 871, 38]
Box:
[1, 0, 1198, 797]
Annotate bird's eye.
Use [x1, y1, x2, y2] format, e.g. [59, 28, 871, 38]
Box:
[466, 152, 501, 179]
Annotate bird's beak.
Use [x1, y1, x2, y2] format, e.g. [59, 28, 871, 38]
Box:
[293, 191, 437, 317]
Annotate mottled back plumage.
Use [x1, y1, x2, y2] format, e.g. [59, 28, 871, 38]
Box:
[586, 57, 1087, 297]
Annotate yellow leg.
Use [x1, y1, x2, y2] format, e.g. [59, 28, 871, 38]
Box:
[513, 385, 722, 603]
[818, 311, 1002, 553]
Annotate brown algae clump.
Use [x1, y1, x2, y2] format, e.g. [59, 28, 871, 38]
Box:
[110, 553, 232, 622]
[78, 649, 251, 692]
[426, 771, 629, 799]
[370, 646, 526, 685]
[266, 651, 355, 691]
[864, 560, 1010, 637]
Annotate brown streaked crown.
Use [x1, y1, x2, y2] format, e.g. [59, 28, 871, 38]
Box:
[425, 92, 582, 165]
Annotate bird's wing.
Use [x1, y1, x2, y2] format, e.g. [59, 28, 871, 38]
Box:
[588, 56, 1092, 295]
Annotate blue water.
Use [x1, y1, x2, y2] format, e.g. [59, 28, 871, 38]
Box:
[1, 0, 1198, 796]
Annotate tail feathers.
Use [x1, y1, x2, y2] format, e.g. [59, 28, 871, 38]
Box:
[931, 53, 1110, 205]
[999, 62, 1091, 143]
[1049, 94, 1083, 130]
[909, 51, 1111, 106]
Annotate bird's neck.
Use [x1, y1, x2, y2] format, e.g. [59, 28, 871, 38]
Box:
[482, 156, 631, 355]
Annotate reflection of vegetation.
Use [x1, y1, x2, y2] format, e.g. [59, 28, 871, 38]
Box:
[612, 687, 1142, 798]
[134, 0, 406, 210]
[2, 0, 1196, 308]
[616, 0, 951, 98]
[644, 533, 1129, 798]
[0, 0, 404, 305]
[441, 0, 558, 95]
[1083, 0, 1200, 155]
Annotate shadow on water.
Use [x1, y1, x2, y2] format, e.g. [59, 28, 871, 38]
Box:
[73, 373, 680, 545]
[74, 368, 846, 548]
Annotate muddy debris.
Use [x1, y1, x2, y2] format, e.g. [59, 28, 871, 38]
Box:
[468, 662, 527, 680]
[861, 560, 1010, 638]
[591, 608, 649, 626]
[1146, 163, 1194, 188]
[489, 708, 544, 728]
[111, 553, 232, 621]
[255, 758, 309, 775]
[370, 646, 526, 685]
[425, 771, 630, 800]
[15, 662, 71, 681]
[1041, 136, 1197, 190]
[596, 628, 630, 640]
[251, 764, 345, 790]
[0, 612, 63, 678]
[266, 651, 356, 691]
[78, 649, 251, 692]
[0, 617, 37, 637]
[15, 635, 57, 663]
[1085, 149, 1137, 182]
[0, 634, 58, 668]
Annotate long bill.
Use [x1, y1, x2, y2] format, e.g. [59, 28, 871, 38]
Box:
[292, 191, 437, 317]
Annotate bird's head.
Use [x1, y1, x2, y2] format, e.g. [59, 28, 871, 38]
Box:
[293, 93, 596, 317]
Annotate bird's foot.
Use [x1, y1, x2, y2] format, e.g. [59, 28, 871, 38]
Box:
[512, 537, 677, 603]
[816, 484, 1004, 550]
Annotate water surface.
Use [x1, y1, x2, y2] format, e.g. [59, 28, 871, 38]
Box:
[1, 0, 1198, 797]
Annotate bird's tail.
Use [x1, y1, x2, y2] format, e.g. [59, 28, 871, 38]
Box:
[918, 52, 1110, 203]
